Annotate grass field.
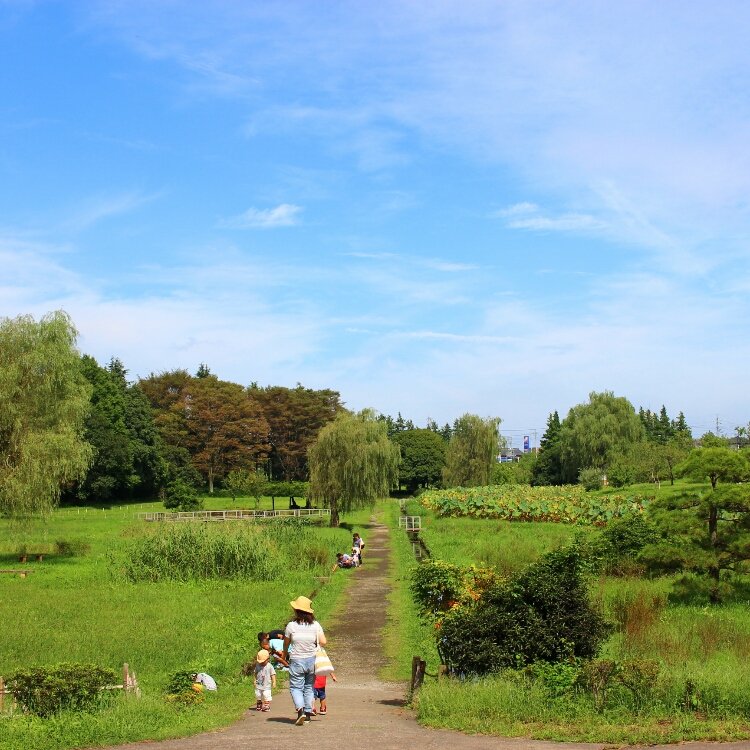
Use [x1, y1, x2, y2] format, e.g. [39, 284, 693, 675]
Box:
[0, 498, 370, 750]
[387, 485, 750, 743]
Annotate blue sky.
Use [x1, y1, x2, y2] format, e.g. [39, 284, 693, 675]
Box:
[2, 1, 749, 445]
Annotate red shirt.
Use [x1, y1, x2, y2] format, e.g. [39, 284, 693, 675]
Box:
[313, 674, 327, 689]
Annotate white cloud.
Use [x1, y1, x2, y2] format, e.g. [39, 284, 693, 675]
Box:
[494, 202, 606, 233]
[64, 190, 161, 231]
[218, 203, 302, 229]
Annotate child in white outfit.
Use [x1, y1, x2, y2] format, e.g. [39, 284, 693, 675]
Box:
[254, 649, 277, 711]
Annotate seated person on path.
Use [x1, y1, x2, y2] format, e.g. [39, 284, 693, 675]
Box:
[331, 552, 355, 572]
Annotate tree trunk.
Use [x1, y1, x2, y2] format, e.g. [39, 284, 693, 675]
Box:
[329, 500, 339, 527]
[208, 467, 214, 494]
[708, 501, 720, 602]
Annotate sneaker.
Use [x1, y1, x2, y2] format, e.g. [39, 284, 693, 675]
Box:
[261, 703, 271, 712]
[295, 708, 306, 726]
[255, 701, 263, 711]
[305, 712, 313, 723]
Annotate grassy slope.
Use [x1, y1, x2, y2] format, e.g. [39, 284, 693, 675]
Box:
[0, 500, 365, 750]
[399, 482, 750, 743]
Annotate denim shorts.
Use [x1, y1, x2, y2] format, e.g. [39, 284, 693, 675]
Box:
[313, 686, 326, 699]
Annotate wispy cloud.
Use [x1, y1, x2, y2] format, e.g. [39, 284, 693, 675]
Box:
[64, 190, 161, 232]
[493, 202, 606, 233]
[218, 203, 302, 229]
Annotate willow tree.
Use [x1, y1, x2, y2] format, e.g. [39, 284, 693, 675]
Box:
[0, 311, 93, 518]
[308, 409, 400, 526]
[442, 414, 501, 487]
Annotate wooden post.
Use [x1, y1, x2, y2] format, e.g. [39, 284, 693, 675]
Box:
[0, 676, 4, 712]
[410, 656, 420, 694]
[123, 663, 129, 693]
[415, 659, 426, 690]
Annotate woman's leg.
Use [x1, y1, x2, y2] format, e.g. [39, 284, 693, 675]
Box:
[302, 657, 316, 715]
[288, 660, 305, 711]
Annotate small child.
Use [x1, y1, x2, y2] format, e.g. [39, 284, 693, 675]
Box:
[313, 670, 337, 715]
[254, 649, 276, 712]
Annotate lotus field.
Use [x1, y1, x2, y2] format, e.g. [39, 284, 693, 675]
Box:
[419, 485, 652, 525]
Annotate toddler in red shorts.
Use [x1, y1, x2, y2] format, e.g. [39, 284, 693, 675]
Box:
[312, 670, 337, 715]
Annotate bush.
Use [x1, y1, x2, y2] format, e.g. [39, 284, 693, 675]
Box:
[438, 547, 610, 675]
[54, 538, 91, 557]
[163, 479, 203, 511]
[411, 560, 465, 615]
[8, 663, 118, 717]
[578, 467, 603, 491]
[165, 671, 204, 706]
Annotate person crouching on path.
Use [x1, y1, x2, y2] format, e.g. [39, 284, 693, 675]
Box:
[283, 595, 326, 725]
[254, 649, 276, 712]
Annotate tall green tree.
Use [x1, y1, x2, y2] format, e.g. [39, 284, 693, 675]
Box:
[558, 391, 645, 483]
[308, 409, 400, 526]
[531, 410, 563, 486]
[392, 428, 446, 493]
[0, 312, 93, 517]
[442, 414, 501, 488]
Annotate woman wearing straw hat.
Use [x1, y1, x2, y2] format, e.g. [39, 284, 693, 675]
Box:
[283, 595, 326, 725]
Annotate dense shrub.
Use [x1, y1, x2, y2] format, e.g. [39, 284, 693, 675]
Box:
[163, 479, 203, 511]
[8, 663, 118, 717]
[572, 514, 661, 575]
[578, 467, 603, 491]
[438, 548, 610, 675]
[411, 560, 466, 615]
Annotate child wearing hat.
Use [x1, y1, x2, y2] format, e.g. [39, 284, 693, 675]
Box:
[254, 648, 277, 712]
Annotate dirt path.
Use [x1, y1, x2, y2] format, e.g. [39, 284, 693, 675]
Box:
[104, 519, 750, 750]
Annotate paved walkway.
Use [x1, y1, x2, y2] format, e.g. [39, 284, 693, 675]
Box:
[105, 519, 750, 750]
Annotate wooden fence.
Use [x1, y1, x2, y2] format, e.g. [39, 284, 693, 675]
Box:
[138, 508, 330, 522]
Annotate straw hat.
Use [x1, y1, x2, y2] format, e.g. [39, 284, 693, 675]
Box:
[256, 649, 270, 663]
[289, 595, 314, 613]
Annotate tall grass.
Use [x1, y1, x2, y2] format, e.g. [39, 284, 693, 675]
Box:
[119, 521, 333, 581]
[381, 500, 439, 681]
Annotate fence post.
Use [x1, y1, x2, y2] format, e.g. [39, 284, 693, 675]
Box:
[409, 656, 426, 694]
[0, 676, 4, 712]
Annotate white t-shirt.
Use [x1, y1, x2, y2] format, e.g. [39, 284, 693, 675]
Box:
[284, 620, 324, 660]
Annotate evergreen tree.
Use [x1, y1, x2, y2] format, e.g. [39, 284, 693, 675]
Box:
[531, 411, 564, 486]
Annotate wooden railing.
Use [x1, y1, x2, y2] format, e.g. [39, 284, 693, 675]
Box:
[398, 515, 422, 531]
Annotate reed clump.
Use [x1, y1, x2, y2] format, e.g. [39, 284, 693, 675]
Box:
[120, 521, 333, 582]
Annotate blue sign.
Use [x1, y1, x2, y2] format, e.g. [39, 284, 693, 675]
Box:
[523, 435, 530, 452]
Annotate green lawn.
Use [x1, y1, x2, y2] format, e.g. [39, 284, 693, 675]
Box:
[0, 499, 364, 750]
